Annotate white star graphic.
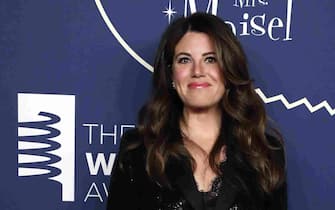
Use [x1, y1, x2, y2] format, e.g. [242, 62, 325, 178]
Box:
[162, 0, 177, 23]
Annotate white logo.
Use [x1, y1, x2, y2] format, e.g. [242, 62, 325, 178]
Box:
[17, 93, 76, 202]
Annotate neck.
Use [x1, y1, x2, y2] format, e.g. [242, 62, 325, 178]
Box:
[181, 106, 222, 153]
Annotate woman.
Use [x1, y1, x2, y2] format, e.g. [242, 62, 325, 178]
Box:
[107, 12, 286, 210]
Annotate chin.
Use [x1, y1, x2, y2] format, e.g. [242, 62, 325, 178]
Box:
[185, 103, 220, 111]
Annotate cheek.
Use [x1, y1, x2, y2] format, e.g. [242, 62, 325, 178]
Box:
[172, 69, 189, 84]
[209, 68, 226, 94]
[212, 68, 225, 84]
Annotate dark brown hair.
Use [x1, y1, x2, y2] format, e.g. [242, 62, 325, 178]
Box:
[137, 12, 285, 193]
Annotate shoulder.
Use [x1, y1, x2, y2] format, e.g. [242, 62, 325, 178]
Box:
[265, 132, 287, 209]
[265, 125, 285, 147]
[118, 128, 145, 165]
[265, 118, 285, 149]
[265, 130, 286, 166]
[119, 128, 143, 150]
[265, 131, 284, 149]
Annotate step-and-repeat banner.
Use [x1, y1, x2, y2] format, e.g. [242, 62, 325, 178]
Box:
[1, 1, 334, 209]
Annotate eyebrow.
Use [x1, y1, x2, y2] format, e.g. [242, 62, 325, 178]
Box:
[202, 52, 216, 56]
[174, 51, 216, 58]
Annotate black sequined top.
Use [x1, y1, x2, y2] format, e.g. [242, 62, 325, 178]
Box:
[200, 175, 224, 210]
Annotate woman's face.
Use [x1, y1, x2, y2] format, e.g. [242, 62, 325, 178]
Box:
[172, 32, 225, 111]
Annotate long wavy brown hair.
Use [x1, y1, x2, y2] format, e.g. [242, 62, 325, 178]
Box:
[136, 12, 285, 193]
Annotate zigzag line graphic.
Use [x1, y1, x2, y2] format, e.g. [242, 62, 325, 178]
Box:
[255, 88, 335, 116]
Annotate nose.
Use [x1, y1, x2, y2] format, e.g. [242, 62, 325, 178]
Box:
[192, 61, 205, 77]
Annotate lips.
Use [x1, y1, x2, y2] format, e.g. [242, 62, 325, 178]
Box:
[188, 82, 210, 89]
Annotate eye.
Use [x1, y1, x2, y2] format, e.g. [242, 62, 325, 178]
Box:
[204, 56, 217, 64]
[177, 57, 191, 64]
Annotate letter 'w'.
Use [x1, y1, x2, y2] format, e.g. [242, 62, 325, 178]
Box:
[86, 153, 116, 175]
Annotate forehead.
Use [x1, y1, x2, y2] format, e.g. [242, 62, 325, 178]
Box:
[174, 32, 215, 54]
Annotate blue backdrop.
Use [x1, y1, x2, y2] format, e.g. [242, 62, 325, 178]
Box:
[1, 0, 334, 209]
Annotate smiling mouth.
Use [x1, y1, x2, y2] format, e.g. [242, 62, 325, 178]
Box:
[188, 82, 210, 89]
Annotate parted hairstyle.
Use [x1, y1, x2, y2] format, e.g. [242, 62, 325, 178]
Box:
[136, 12, 285, 194]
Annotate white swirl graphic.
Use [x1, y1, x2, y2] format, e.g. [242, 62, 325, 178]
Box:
[95, 0, 153, 72]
